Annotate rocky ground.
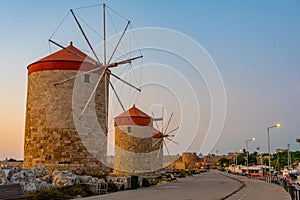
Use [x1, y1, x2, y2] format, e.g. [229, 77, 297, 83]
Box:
[0, 166, 110, 192]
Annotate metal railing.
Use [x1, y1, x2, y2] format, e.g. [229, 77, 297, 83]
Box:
[266, 176, 300, 200]
[236, 173, 300, 200]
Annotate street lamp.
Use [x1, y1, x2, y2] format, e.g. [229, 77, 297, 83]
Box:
[234, 149, 242, 173]
[246, 137, 255, 173]
[267, 123, 280, 176]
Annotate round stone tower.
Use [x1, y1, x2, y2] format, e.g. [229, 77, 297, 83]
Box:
[114, 105, 153, 175]
[24, 42, 108, 174]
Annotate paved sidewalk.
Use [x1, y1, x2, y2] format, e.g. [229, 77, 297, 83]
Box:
[223, 172, 291, 200]
[77, 170, 290, 200]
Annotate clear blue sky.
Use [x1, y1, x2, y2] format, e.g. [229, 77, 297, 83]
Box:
[0, 0, 300, 159]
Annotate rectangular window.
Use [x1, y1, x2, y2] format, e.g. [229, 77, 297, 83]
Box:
[84, 74, 90, 83]
[127, 126, 131, 133]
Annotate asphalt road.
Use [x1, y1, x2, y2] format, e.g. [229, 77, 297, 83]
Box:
[78, 170, 290, 200]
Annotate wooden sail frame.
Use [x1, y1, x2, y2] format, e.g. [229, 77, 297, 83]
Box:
[152, 108, 179, 160]
[50, 4, 143, 121]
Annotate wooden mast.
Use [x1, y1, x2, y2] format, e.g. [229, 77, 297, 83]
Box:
[103, 3, 108, 134]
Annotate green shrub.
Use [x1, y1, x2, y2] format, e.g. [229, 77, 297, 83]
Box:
[179, 170, 187, 177]
[155, 176, 163, 185]
[120, 184, 125, 190]
[25, 184, 95, 200]
[142, 178, 150, 187]
[25, 189, 71, 200]
[58, 184, 92, 197]
[107, 182, 119, 192]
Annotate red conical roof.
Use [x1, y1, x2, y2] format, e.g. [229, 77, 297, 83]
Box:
[27, 42, 98, 75]
[115, 105, 151, 118]
[37, 42, 96, 63]
[114, 105, 153, 127]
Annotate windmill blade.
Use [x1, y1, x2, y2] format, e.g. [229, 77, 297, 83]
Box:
[161, 106, 164, 134]
[108, 20, 130, 64]
[80, 67, 106, 118]
[53, 56, 142, 86]
[156, 141, 163, 160]
[151, 112, 160, 130]
[110, 73, 141, 92]
[163, 140, 171, 156]
[163, 139, 171, 162]
[109, 81, 125, 112]
[103, 4, 106, 64]
[54, 67, 103, 86]
[70, 9, 101, 64]
[153, 117, 163, 121]
[166, 134, 175, 137]
[165, 127, 179, 136]
[165, 137, 179, 145]
[109, 55, 143, 67]
[163, 113, 173, 135]
[49, 39, 96, 65]
[152, 138, 163, 148]
[104, 74, 108, 133]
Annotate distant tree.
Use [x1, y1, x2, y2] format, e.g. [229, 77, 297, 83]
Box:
[217, 157, 229, 167]
[237, 153, 246, 165]
[270, 151, 300, 169]
[262, 157, 269, 165]
[7, 158, 17, 162]
[248, 152, 258, 166]
[261, 153, 269, 157]
[291, 151, 300, 163]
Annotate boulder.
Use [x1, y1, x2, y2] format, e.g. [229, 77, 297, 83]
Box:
[75, 175, 92, 184]
[3, 166, 108, 192]
[107, 176, 131, 190]
[6, 166, 52, 191]
[34, 165, 51, 182]
[74, 175, 106, 185]
[52, 170, 76, 187]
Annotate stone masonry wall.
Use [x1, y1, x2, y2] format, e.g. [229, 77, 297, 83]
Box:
[151, 137, 163, 171]
[114, 125, 152, 175]
[24, 70, 108, 174]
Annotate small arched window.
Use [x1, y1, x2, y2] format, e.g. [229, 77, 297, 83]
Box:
[84, 74, 90, 83]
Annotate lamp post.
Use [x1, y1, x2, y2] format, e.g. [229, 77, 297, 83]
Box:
[246, 138, 255, 174]
[267, 123, 280, 176]
[234, 149, 242, 173]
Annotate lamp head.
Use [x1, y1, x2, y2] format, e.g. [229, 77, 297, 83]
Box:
[252, 137, 255, 141]
[276, 123, 281, 128]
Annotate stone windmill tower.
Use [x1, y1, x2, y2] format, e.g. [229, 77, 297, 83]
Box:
[23, 42, 109, 174]
[114, 105, 153, 175]
[23, 4, 143, 174]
